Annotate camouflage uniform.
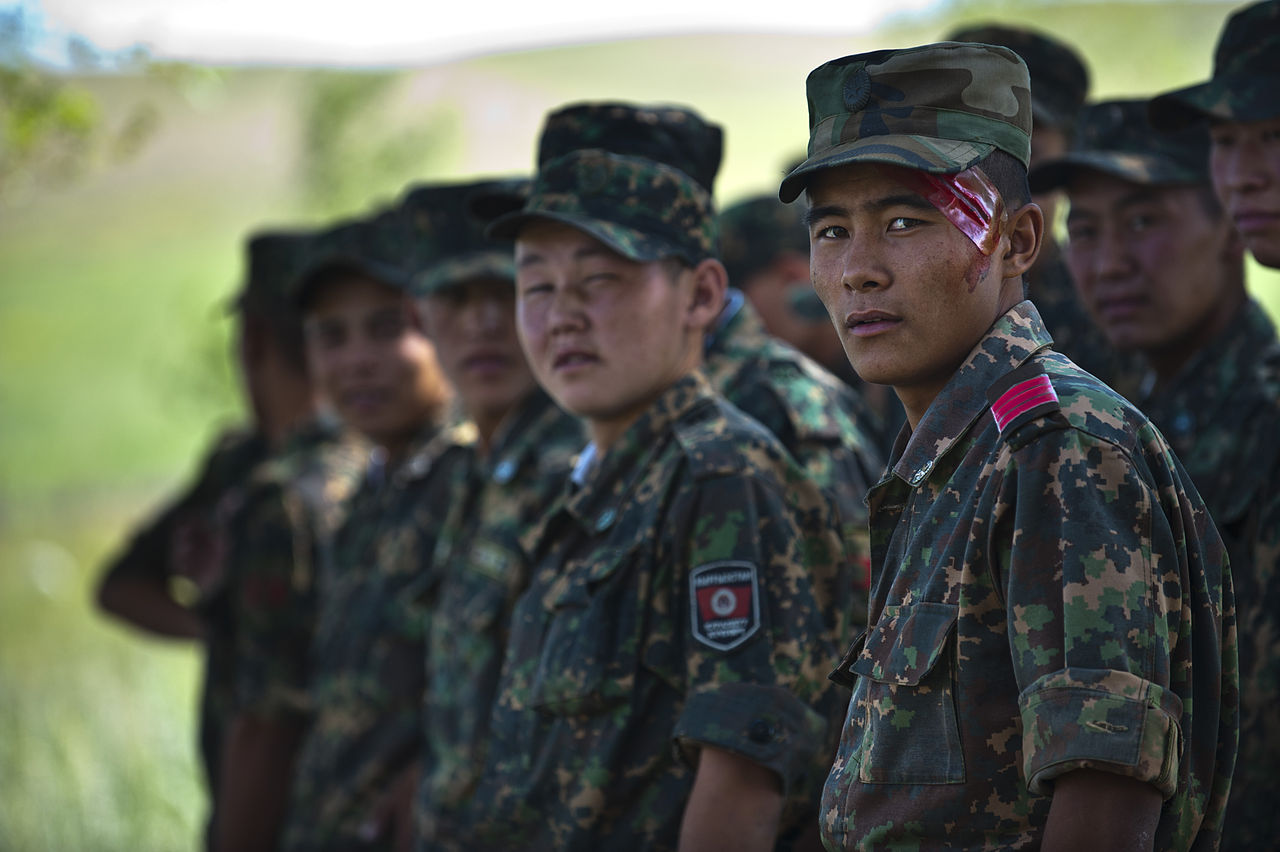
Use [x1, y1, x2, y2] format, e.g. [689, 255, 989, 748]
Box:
[282, 422, 465, 852]
[474, 132, 852, 849]
[779, 44, 1238, 850]
[703, 296, 879, 601]
[415, 390, 582, 850]
[500, 99, 880, 616]
[282, 212, 459, 852]
[395, 179, 587, 850]
[1137, 301, 1280, 848]
[220, 416, 367, 724]
[467, 373, 846, 851]
[99, 426, 268, 800]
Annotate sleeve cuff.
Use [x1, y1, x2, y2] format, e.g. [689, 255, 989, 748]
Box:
[672, 681, 825, 797]
[1019, 667, 1183, 798]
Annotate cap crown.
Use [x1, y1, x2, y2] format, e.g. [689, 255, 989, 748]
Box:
[301, 208, 415, 295]
[781, 42, 1032, 202]
[945, 23, 1088, 128]
[240, 231, 314, 318]
[1215, 0, 1280, 80]
[401, 179, 518, 294]
[719, 195, 808, 286]
[537, 102, 723, 192]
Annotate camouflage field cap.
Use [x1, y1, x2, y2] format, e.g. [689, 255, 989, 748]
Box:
[719, 194, 809, 286]
[470, 102, 724, 222]
[231, 230, 314, 320]
[1149, 0, 1280, 129]
[401, 179, 518, 296]
[779, 42, 1033, 203]
[945, 23, 1089, 130]
[296, 208, 415, 308]
[486, 148, 718, 264]
[1029, 99, 1210, 192]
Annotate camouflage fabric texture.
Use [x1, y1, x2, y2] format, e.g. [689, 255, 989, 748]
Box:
[282, 423, 467, 852]
[1150, 0, 1280, 128]
[219, 417, 367, 722]
[466, 372, 850, 851]
[702, 296, 881, 605]
[415, 391, 584, 851]
[820, 302, 1237, 850]
[1136, 299, 1280, 848]
[535, 101, 723, 192]
[779, 42, 1033, 202]
[943, 23, 1089, 131]
[486, 148, 719, 265]
[400, 179, 518, 296]
[1029, 98, 1211, 191]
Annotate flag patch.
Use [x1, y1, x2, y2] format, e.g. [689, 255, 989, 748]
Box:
[690, 561, 760, 651]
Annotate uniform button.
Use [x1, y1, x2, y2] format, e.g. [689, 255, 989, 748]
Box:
[595, 508, 616, 531]
[748, 719, 776, 744]
[909, 460, 933, 485]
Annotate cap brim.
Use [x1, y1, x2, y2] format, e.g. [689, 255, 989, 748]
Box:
[295, 256, 413, 309]
[466, 188, 527, 224]
[779, 135, 993, 202]
[413, 252, 515, 296]
[1029, 152, 1203, 192]
[485, 209, 687, 263]
[1150, 74, 1280, 130]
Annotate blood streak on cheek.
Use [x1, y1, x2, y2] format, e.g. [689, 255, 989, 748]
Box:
[965, 253, 992, 293]
[889, 165, 1008, 257]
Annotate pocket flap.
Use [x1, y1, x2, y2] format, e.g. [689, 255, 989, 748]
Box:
[542, 539, 644, 609]
[850, 602, 957, 686]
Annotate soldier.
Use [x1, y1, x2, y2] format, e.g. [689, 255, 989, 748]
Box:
[281, 210, 458, 852]
[515, 100, 880, 604]
[719, 192, 903, 459]
[210, 231, 369, 851]
[1150, 0, 1280, 268]
[399, 179, 585, 851]
[463, 143, 850, 849]
[945, 23, 1141, 399]
[784, 43, 1237, 848]
[1146, 5, 1280, 840]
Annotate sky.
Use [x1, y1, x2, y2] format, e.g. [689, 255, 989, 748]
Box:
[12, 0, 948, 67]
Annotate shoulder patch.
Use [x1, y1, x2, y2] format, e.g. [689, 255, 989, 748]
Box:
[689, 561, 760, 651]
[986, 362, 1060, 437]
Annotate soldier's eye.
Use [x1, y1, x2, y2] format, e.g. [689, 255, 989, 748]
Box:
[815, 225, 847, 240]
[887, 217, 921, 232]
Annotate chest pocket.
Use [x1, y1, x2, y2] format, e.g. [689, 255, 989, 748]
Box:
[849, 601, 964, 784]
[528, 540, 645, 717]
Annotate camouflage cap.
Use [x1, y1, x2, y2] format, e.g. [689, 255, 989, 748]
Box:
[1149, 0, 1280, 129]
[536, 101, 723, 192]
[719, 195, 809, 287]
[1029, 99, 1210, 192]
[465, 177, 531, 226]
[400, 179, 518, 296]
[486, 149, 718, 264]
[945, 23, 1089, 130]
[779, 42, 1033, 203]
[231, 230, 314, 320]
[296, 208, 415, 308]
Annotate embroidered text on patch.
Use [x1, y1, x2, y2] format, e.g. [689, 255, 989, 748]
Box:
[689, 561, 761, 651]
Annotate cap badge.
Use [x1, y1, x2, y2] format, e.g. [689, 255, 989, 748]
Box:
[843, 66, 872, 112]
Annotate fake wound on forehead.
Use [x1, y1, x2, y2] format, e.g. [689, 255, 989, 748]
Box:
[890, 165, 1008, 256]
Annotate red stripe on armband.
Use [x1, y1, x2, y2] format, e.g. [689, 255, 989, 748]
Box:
[991, 375, 1058, 432]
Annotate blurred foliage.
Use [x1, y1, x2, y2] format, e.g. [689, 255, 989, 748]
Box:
[298, 70, 456, 217]
[0, 6, 159, 201]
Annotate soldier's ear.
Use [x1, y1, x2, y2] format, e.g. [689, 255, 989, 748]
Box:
[686, 258, 728, 332]
[1001, 201, 1044, 282]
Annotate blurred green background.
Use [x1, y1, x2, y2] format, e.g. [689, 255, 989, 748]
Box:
[2, 1, 1276, 849]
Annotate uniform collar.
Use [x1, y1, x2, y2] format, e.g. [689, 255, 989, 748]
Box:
[889, 300, 1052, 487]
[563, 371, 714, 536]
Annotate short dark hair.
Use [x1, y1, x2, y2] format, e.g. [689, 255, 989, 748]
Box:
[977, 149, 1031, 210]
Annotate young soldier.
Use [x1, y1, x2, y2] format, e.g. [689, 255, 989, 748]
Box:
[783, 44, 1237, 849]
[946, 23, 1141, 398]
[463, 147, 849, 850]
[399, 180, 585, 851]
[209, 231, 368, 852]
[1040, 98, 1280, 850]
[1151, 0, 1280, 269]
[281, 210, 458, 852]
[519, 100, 881, 603]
